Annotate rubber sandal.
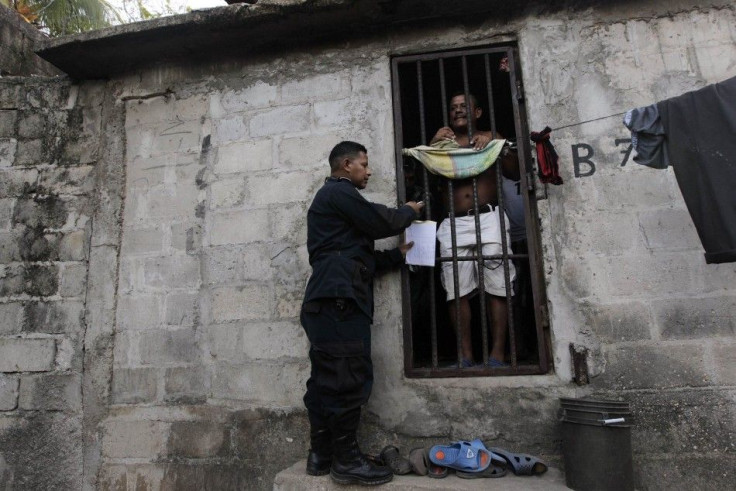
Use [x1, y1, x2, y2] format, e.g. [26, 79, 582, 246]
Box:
[429, 441, 492, 473]
[379, 445, 412, 475]
[489, 447, 548, 476]
[467, 439, 507, 468]
[456, 464, 507, 479]
[408, 447, 429, 475]
[427, 463, 449, 479]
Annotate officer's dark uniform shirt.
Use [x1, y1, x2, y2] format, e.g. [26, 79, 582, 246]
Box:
[303, 177, 417, 320]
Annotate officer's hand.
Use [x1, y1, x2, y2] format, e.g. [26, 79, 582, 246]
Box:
[430, 127, 455, 144]
[406, 201, 425, 215]
[399, 241, 415, 257]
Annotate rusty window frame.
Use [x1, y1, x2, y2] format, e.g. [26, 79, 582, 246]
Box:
[391, 45, 551, 377]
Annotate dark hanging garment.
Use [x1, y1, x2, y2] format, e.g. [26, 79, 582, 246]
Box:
[623, 104, 668, 169]
[656, 76, 736, 264]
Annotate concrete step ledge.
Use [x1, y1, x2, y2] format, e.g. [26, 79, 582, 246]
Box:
[274, 460, 570, 490]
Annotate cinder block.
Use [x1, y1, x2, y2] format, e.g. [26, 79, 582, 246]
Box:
[13, 138, 45, 167]
[17, 112, 46, 139]
[241, 244, 273, 281]
[207, 324, 245, 362]
[0, 138, 17, 167]
[209, 208, 269, 246]
[209, 177, 245, 209]
[596, 343, 709, 390]
[563, 209, 639, 255]
[0, 374, 19, 410]
[712, 344, 736, 385]
[212, 82, 278, 117]
[150, 120, 202, 157]
[97, 465, 127, 491]
[282, 72, 350, 103]
[18, 373, 81, 410]
[59, 263, 87, 297]
[143, 254, 200, 289]
[37, 165, 96, 196]
[202, 245, 243, 285]
[138, 328, 200, 365]
[172, 94, 208, 122]
[249, 105, 310, 137]
[245, 171, 317, 206]
[0, 110, 17, 137]
[0, 302, 23, 335]
[58, 229, 88, 261]
[585, 252, 704, 299]
[0, 167, 38, 198]
[214, 139, 272, 174]
[168, 421, 229, 458]
[102, 420, 167, 459]
[170, 223, 201, 254]
[654, 296, 736, 339]
[111, 367, 158, 404]
[313, 98, 356, 129]
[0, 338, 56, 372]
[116, 294, 162, 331]
[126, 155, 167, 190]
[211, 361, 306, 406]
[125, 95, 173, 128]
[0, 263, 26, 296]
[164, 366, 208, 403]
[273, 284, 305, 320]
[23, 300, 84, 334]
[144, 187, 202, 221]
[638, 208, 702, 250]
[0, 230, 20, 262]
[212, 116, 248, 144]
[278, 133, 345, 169]
[241, 321, 307, 360]
[580, 300, 652, 343]
[210, 285, 271, 322]
[12, 195, 69, 229]
[164, 292, 198, 326]
[126, 465, 165, 491]
[0, 197, 15, 230]
[121, 226, 164, 255]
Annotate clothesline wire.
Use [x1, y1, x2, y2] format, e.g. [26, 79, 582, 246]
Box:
[550, 111, 628, 132]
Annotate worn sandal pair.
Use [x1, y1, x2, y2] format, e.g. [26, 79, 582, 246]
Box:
[490, 446, 548, 476]
[408, 447, 449, 478]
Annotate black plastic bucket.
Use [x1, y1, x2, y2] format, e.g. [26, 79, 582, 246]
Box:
[559, 398, 634, 491]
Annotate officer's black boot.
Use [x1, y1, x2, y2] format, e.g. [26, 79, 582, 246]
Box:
[330, 432, 393, 486]
[306, 426, 332, 476]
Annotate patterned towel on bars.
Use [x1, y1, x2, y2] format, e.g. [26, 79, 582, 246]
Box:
[402, 139, 506, 179]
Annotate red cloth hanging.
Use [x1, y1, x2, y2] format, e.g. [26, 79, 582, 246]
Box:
[530, 126, 562, 185]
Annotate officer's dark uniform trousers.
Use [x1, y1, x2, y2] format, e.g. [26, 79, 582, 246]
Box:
[301, 177, 416, 435]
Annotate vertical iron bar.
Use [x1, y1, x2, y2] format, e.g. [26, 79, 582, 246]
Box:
[483, 54, 497, 136]
[416, 60, 439, 369]
[471, 178, 489, 365]
[486, 52, 515, 367]
[439, 59, 448, 126]
[447, 180, 462, 367]
[496, 156, 516, 368]
[461, 56, 474, 143]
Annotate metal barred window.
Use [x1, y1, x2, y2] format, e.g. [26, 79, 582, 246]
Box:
[391, 45, 551, 377]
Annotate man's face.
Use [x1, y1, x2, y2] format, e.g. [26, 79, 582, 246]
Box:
[345, 151, 371, 189]
[448, 94, 481, 131]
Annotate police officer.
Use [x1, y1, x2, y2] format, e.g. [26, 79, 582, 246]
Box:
[301, 141, 423, 485]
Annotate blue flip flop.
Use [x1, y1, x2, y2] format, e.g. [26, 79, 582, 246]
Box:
[429, 441, 492, 473]
[468, 439, 506, 468]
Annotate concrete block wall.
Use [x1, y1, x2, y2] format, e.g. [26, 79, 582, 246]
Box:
[0, 77, 96, 489]
[519, 4, 736, 487]
[101, 59, 402, 487]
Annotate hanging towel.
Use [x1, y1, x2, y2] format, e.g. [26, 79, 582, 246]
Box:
[530, 127, 562, 185]
[402, 139, 506, 179]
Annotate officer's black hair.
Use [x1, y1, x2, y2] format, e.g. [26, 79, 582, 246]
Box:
[329, 141, 367, 172]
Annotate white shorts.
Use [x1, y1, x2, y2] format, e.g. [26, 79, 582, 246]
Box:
[436, 208, 516, 300]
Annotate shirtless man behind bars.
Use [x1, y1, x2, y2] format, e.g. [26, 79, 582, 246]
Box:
[430, 92, 520, 367]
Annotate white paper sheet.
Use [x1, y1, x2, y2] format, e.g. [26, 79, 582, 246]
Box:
[404, 220, 437, 266]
